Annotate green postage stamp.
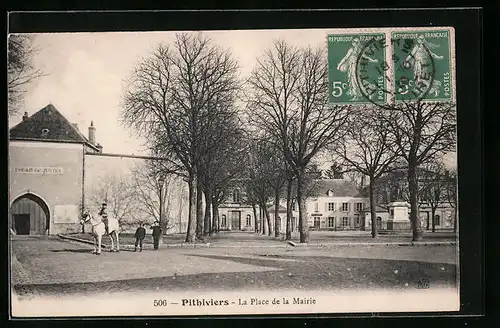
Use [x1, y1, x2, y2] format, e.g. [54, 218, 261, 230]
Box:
[327, 27, 454, 105]
[327, 33, 387, 105]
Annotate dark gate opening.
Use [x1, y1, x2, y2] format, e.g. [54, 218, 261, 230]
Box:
[231, 211, 241, 230]
[11, 193, 50, 235]
[14, 214, 30, 235]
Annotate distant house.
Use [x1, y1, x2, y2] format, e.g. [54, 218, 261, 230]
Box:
[218, 187, 257, 231]
[304, 179, 369, 231]
[9, 104, 102, 235]
[373, 169, 457, 230]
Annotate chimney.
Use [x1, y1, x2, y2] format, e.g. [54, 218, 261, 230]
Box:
[88, 121, 96, 145]
[22, 112, 29, 121]
[96, 143, 103, 153]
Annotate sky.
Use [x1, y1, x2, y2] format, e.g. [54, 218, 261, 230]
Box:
[9, 29, 332, 156]
[9, 28, 456, 169]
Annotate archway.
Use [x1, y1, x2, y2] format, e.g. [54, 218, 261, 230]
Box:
[11, 193, 50, 235]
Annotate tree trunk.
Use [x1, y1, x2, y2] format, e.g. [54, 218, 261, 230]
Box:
[360, 212, 366, 231]
[262, 201, 272, 236]
[408, 165, 423, 241]
[185, 173, 197, 243]
[260, 201, 266, 235]
[297, 168, 309, 243]
[369, 180, 378, 238]
[426, 212, 430, 230]
[431, 207, 436, 233]
[196, 179, 204, 239]
[252, 202, 259, 233]
[286, 177, 293, 240]
[212, 196, 219, 235]
[203, 188, 212, 236]
[274, 190, 280, 238]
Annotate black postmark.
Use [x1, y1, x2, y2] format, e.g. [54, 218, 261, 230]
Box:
[355, 34, 437, 109]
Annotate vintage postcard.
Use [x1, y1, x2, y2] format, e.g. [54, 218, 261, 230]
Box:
[8, 26, 459, 317]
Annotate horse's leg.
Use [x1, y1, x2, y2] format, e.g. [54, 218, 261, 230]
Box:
[115, 231, 120, 252]
[97, 234, 102, 255]
[110, 231, 115, 251]
[93, 235, 97, 254]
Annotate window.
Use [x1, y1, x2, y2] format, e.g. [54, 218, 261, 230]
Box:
[342, 217, 349, 226]
[221, 215, 227, 226]
[233, 189, 240, 203]
[328, 202, 335, 211]
[435, 215, 440, 226]
[246, 214, 252, 226]
[342, 203, 348, 212]
[292, 202, 297, 211]
[355, 216, 360, 225]
[390, 209, 394, 216]
[356, 203, 363, 212]
[328, 217, 335, 227]
[314, 202, 319, 212]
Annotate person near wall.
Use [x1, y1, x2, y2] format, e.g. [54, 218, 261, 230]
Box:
[151, 221, 163, 250]
[134, 223, 146, 252]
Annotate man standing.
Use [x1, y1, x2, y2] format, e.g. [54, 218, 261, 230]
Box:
[134, 223, 146, 252]
[151, 221, 162, 250]
[98, 202, 109, 235]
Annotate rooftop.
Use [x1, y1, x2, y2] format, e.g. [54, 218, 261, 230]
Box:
[9, 104, 99, 151]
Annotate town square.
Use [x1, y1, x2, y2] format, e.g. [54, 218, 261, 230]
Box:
[8, 26, 458, 316]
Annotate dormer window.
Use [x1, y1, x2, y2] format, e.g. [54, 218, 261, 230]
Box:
[327, 189, 334, 197]
[233, 189, 241, 203]
[41, 128, 50, 137]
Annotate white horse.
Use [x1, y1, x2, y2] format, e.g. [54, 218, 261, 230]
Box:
[80, 209, 120, 255]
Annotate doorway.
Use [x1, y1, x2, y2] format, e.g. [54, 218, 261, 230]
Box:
[231, 211, 241, 230]
[14, 214, 30, 235]
[11, 193, 50, 235]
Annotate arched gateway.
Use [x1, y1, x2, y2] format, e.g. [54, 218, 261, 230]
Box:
[11, 193, 50, 235]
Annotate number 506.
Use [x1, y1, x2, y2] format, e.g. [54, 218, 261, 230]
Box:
[154, 299, 168, 306]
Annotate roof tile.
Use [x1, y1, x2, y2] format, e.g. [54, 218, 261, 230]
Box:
[10, 104, 88, 144]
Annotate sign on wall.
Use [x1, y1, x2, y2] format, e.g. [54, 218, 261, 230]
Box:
[54, 204, 79, 223]
[13, 167, 64, 175]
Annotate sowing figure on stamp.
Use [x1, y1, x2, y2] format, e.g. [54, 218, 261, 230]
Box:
[404, 35, 444, 97]
[80, 206, 120, 255]
[337, 38, 378, 101]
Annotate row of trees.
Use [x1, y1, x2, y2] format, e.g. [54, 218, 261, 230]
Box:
[120, 32, 457, 243]
[86, 162, 188, 233]
[120, 33, 249, 242]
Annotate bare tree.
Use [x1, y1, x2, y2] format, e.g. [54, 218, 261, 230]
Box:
[130, 161, 177, 233]
[8, 34, 45, 116]
[247, 40, 349, 243]
[334, 108, 401, 238]
[419, 162, 449, 232]
[120, 33, 240, 243]
[90, 174, 138, 224]
[382, 101, 456, 241]
[245, 139, 277, 236]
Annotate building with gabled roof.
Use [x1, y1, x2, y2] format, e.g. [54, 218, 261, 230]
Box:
[9, 104, 103, 235]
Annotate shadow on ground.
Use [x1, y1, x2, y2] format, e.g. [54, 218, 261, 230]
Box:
[14, 254, 457, 297]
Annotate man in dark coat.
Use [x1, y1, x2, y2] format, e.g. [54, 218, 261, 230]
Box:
[134, 223, 146, 252]
[151, 221, 163, 250]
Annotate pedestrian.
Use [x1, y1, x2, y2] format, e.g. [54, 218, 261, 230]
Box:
[134, 223, 146, 252]
[151, 221, 163, 250]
